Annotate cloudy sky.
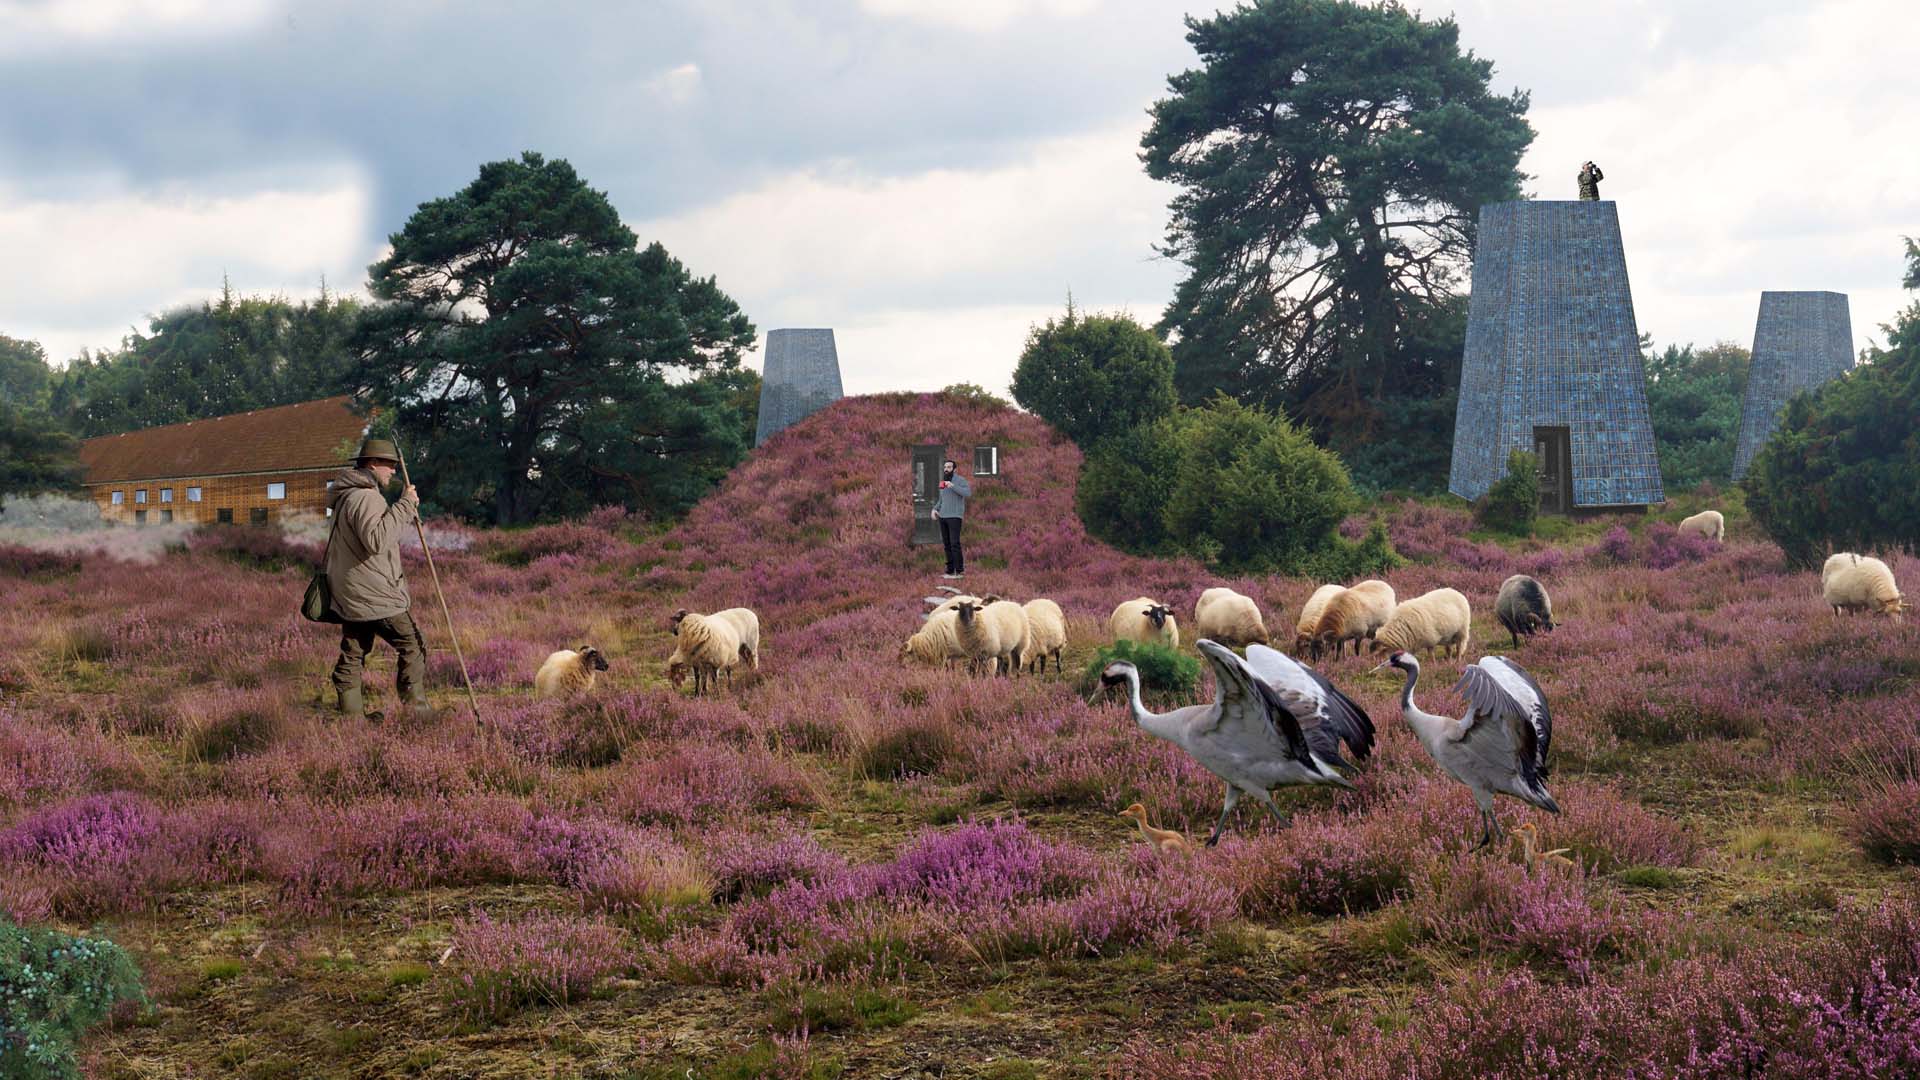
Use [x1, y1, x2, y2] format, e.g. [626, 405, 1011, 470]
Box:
[3, 0, 1916, 397]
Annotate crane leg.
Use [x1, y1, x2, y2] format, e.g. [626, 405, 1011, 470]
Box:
[1205, 786, 1242, 847]
[1254, 790, 1291, 829]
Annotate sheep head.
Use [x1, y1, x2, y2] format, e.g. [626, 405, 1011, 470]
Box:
[1520, 613, 1543, 634]
[578, 645, 610, 672]
[1145, 604, 1170, 628]
[668, 609, 690, 635]
[954, 600, 982, 624]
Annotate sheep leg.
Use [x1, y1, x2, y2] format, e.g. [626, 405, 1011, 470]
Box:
[1205, 785, 1242, 847]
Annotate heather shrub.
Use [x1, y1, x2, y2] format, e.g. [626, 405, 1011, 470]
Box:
[0, 918, 146, 1080]
[882, 819, 1098, 910]
[0, 793, 160, 918]
[182, 692, 287, 762]
[483, 522, 627, 567]
[0, 544, 81, 579]
[1851, 780, 1920, 864]
[855, 721, 958, 780]
[1081, 639, 1198, 703]
[1476, 449, 1539, 535]
[1547, 780, 1700, 873]
[449, 912, 631, 1023]
[1209, 815, 1416, 918]
[189, 525, 316, 573]
[1402, 855, 1637, 974]
[705, 831, 849, 902]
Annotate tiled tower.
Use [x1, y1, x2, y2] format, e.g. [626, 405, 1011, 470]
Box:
[1448, 200, 1664, 509]
[755, 329, 845, 447]
[1731, 292, 1852, 479]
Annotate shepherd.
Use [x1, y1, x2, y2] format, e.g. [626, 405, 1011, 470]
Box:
[325, 437, 435, 719]
[932, 458, 971, 579]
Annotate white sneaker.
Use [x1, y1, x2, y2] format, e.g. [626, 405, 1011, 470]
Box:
[941, 573, 960, 579]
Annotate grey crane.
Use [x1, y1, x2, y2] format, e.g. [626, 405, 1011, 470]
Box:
[1376, 650, 1559, 848]
[1100, 639, 1375, 845]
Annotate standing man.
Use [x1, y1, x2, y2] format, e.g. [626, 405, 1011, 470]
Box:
[1577, 160, 1604, 201]
[933, 458, 971, 579]
[326, 437, 434, 719]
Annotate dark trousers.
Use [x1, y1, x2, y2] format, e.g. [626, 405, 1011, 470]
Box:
[938, 515, 964, 574]
[331, 611, 429, 700]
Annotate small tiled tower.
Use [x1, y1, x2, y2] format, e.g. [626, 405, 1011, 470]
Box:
[755, 329, 844, 447]
[1731, 291, 1852, 479]
[1448, 200, 1664, 511]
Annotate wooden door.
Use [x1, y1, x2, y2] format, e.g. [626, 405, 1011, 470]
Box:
[1533, 426, 1571, 515]
[911, 444, 944, 545]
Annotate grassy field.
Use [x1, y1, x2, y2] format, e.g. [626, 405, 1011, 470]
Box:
[3, 392, 1918, 1078]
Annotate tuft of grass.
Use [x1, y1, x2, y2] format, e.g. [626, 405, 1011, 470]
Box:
[856, 724, 957, 779]
[769, 986, 920, 1035]
[384, 962, 432, 987]
[1615, 866, 1685, 889]
[199, 957, 245, 982]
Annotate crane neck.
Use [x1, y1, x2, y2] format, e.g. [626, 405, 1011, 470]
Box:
[1122, 669, 1184, 744]
[1396, 660, 1450, 746]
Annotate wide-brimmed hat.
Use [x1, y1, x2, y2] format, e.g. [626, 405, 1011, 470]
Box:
[355, 437, 401, 465]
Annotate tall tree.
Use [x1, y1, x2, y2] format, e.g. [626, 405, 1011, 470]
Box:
[353, 152, 756, 525]
[0, 334, 80, 504]
[1141, 0, 1532, 436]
[1644, 341, 1750, 491]
[0, 334, 53, 409]
[1010, 306, 1177, 449]
[47, 285, 361, 437]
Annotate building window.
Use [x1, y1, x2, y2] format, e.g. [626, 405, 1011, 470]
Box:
[267, 482, 286, 500]
[973, 445, 999, 476]
[134, 510, 147, 525]
[160, 509, 173, 524]
[135, 489, 147, 504]
[187, 487, 202, 502]
[217, 508, 233, 524]
[111, 491, 124, 505]
[160, 488, 172, 503]
[250, 508, 269, 526]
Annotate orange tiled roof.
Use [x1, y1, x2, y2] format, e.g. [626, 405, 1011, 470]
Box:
[78, 396, 373, 484]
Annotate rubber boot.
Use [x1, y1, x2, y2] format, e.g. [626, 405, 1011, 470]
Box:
[407, 689, 440, 721]
[336, 685, 365, 717]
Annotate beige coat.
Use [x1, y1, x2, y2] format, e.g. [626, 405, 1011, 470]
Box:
[324, 468, 418, 622]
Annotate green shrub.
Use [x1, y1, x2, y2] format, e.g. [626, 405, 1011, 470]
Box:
[1010, 307, 1177, 449]
[1082, 639, 1199, 705]
[1076, 425, 1178, 554]
[1, 918, 146, 1080]
[1477, 449, 1539, 535]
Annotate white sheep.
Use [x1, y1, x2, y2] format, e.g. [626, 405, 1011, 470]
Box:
[1312, 580, 1395, 658]
[666, 609, 747, 695]
[1295, 584, 1346, 659]
[1110, 597, 1179, 649]
[1021, 598, 1068, 673]
[1823, 552, 1859, 589]
[1369, 587, 1471, 659]
[671, 606, 761, 670]
[900, 608, 968, 668]
[953, 598, 1033, 676]
[1677, 510, 1724, 542]
[1824, 555, 1905, 619]
[535, 645, 611, 698]
[1193, 587, 1270, 649]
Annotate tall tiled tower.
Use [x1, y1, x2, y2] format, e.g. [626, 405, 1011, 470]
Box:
[754, 329, 844, 447]
[1449, 200, 1665, 509]
[1731, 292, 1852, 479]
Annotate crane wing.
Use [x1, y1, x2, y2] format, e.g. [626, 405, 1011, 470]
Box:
[1194, 640, 1316, 772]
[1454, 655, 1553, 785]
[1244, 643, 1376, 767]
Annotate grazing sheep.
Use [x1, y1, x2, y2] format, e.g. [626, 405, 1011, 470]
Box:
[672, 606, 761, 670]
[1824, 555, 1905, 619]
[1495, 575, 1556, 647]
[666, 610, 746, 695]
[1677, 509, 1724, 542]
[534, 645, 611, 698]
[953, 598, 1033, 676]
[1110, 597, 1179, 649]
[1312, 580, 1396, 658]
[1021, 598, 1068, 674]
[1369, 587, 1471, 659]
[1823, 552, 1860, 589]
[1295, 584, 1346, 659]
[1193, 587, 1270, 649]
[900, 608, 967, 669]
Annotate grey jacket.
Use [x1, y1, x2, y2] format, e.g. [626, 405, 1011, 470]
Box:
[935, 471, 972, 518]
[324, 468, 419, 622]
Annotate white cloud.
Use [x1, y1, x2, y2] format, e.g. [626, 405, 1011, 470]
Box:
[858, 0, 1101, 33]
[0, 169, 376, 363]
[0, 0, 282, 52]
[643, 62, 703, 105]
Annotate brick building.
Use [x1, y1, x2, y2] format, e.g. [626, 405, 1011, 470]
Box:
[77, 396, 373, 526]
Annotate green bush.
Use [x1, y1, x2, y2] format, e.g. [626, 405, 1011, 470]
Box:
[1010, 308, 1177, 449]
[1477, 449, 1539, 535]
[1082, 639, 1200, 705]
[1, 918, 146, 1080]
[1079, 396, 1376, 575]
[1295, 519, 1404, 581]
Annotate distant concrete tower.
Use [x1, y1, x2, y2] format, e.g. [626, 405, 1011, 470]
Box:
[1449, 200, 1664, 512]
[755, 328, 844, 447]
[1731, 292, 1852, 479]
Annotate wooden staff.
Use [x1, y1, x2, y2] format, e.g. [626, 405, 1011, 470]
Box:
[395, 441, 482, 723]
